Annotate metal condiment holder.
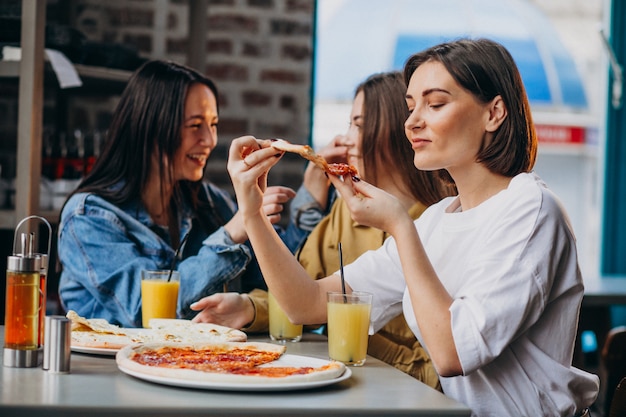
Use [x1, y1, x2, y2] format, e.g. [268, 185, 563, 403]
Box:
[3, 215, 52, 368]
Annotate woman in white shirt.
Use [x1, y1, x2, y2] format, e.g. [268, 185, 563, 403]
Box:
[226, 38, 599, 416]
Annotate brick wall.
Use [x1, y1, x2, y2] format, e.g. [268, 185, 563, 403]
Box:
[68, 0, 314, 192]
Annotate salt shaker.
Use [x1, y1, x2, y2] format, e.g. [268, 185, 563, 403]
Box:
[43, 315, 71, 373]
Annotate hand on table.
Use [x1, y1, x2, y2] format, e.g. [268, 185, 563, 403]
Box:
[190, 292, 255, 329]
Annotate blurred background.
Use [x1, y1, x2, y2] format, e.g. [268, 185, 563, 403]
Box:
[1, 1, 625, 414]
[313, 0, 604, 279]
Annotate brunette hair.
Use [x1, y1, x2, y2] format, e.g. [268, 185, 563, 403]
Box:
[403, 38, 537, 179]
[70, 60, 219, 213]
[358, 72, 454, 206]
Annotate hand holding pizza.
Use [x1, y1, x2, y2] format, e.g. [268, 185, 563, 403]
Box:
[329, 174, 414, 237]
[301, 135, 350, 209]
[227, 136, 284, 220]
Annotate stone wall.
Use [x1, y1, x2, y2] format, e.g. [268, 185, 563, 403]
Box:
[67, 0, 314, 192]
[0, 0, 314, 194]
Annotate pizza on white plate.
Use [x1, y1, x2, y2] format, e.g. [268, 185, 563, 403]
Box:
[67, 311, 247, 351]
[116, 341, 346, 384]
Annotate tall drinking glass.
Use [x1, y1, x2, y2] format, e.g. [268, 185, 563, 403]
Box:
[268, 291, 303, 342]
[141, 270, 180, 328]
[326, 291, 372, 366]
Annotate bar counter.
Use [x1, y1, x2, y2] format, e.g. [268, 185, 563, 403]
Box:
[0, 329, 471, 417]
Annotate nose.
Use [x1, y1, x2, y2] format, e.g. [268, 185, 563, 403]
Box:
[199, 123, 217, 147]
[335, 134, 352, 146]
[405, 109, 424, 131]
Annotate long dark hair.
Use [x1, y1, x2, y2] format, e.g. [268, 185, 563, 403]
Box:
[69, 60, 219, 218]
[403, 38, 537, 182]
[358, 72, 455, 206]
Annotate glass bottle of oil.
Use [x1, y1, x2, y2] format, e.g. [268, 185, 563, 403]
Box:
[3, 232, 42, 367]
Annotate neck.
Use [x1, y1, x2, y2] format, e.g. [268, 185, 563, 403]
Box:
[142, 174, 174, 226]
[450, 166, 512, 211]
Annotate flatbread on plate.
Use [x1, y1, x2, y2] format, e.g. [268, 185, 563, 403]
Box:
[67, 311, 247, 350]
[148, 318, 247, 343]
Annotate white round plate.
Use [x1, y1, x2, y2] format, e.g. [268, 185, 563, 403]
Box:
[117, 353, 352, 391]
[71, 345, 118, 356]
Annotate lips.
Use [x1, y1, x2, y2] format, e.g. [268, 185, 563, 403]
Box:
[410, 138, 430, 149]
[187, 153, 208, 165]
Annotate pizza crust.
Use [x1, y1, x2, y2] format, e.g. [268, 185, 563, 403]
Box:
[270, 139, 330, 171]
[271, 139, 358, 177]
[116, 342, 345, 384]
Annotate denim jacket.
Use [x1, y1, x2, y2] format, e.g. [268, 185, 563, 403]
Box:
[58, 181, 306, 328]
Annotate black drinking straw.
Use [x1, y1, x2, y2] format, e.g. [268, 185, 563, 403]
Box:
[168, 231, 190, 282]
[338, 242, 347, 302]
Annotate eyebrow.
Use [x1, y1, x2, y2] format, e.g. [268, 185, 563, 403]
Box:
[406, 87, 451, 100]
[185, 113, 218, 122]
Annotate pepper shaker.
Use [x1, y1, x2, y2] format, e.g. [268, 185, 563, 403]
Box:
[43, 315, 71, 373]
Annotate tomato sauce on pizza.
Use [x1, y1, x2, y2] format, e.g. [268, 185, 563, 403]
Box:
[130, 345, 336, 378]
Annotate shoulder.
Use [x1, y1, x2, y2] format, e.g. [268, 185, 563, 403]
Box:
[506, 172, 572, 228]
[62, 192, 110, 216]
[60, 192, 139, 231]
[62, 192, 133, 215]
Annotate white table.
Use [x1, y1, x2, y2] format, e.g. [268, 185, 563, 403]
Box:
[0, 330, 471, 417]
[575, 276, 626, 369]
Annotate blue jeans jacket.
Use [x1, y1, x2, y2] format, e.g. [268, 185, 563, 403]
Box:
[58, 181, 307, 328]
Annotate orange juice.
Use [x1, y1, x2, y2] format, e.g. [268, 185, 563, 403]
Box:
[141, 271, 180, 328]
[327, 292, 372, 366]
[268, 291, 303, 342]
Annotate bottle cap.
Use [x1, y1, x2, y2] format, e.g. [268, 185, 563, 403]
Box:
[43, 315, 71, 373]
[7, 254, 41, 273]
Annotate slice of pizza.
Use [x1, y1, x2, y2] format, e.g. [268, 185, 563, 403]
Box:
[271, 139, 358, 177]
[116, 341, 346, 384]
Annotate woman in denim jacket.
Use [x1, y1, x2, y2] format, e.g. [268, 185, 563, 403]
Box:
[57, 60, 298, 328]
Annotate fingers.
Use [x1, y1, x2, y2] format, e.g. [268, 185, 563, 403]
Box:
[229, 136, 281, 172]
[329, 174, 370, 201]
[266, 213, 283, 225]
[264, 186, 296, 201]
[317, 137, 349, 164]
[189, 294, 219, 311]
[262, 187, 295, 224]
[191, 293, 253, 328]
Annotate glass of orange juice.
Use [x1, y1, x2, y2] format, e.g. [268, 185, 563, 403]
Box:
[268, 291, 303, 342]
[141, 270, 180, 328]
[327, 291, 372, 366]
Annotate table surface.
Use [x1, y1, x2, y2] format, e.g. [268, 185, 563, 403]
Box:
[583, 276, 626, 306]
[0, 329, 471, 417]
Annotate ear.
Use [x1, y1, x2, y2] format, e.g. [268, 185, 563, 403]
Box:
[485, 95, 507, 133]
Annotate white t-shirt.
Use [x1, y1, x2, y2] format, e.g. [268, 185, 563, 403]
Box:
[343, 172, 599, 417]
